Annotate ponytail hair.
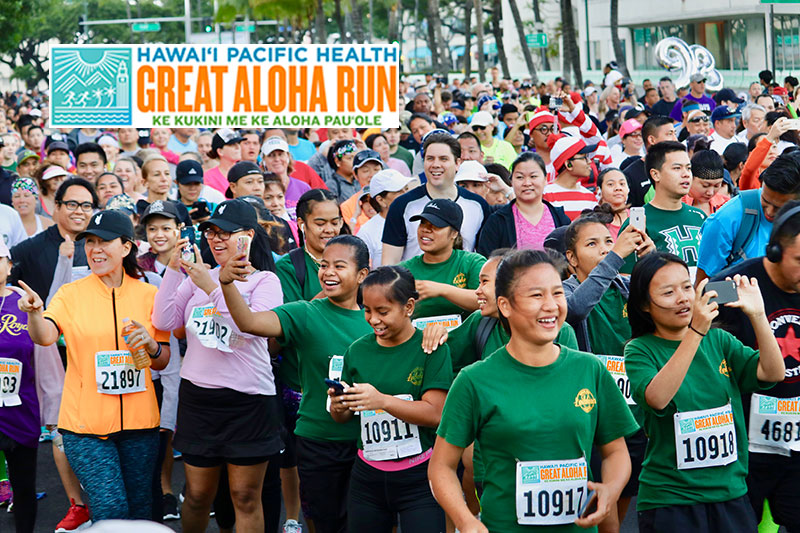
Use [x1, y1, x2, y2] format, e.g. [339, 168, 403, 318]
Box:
[325, 234, 370, 271]
[362, 266, 419, 304]
[495, 249, 561, 335]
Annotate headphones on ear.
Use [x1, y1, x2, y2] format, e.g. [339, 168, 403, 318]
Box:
[766, 205, 800, 263]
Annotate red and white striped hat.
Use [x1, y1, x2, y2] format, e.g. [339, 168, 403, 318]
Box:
[547, 134, 597, 175]
[527, 108, 557, 131]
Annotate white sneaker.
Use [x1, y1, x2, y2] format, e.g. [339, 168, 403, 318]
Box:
[283, 519, 303, 533]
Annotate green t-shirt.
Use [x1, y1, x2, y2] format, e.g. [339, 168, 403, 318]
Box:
[341, 328, 453, 452]
[401, 249, 486, 321]
[438, 346, 639, 533]
[274, 250, 322, 390]
[586, 287, 630, 358]
[481, 138, 518, 170]
[392, 145, 414, 169]
[447, 311, 578, 374]
[619, 203, 706, 278]
[2, 162, 16, 173]
[275, 249, 322, 303]
[624, 328, 773, 510]
[274, 298, 372, 442]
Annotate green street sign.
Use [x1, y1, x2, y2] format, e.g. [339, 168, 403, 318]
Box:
[525, 33, 548, 48]
[235, 23, 256, 32]
[132, 22, 161, 32]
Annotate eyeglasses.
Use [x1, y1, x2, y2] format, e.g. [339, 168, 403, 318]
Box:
[688, 116, 710, 123]
[203, 228, 243, 241]
[533, 126, 556, 135]
[626, 132, 643, 138]
[58, 200, 94, 213]
[472, 125, 487, 131]
[570, 155, 589, 163]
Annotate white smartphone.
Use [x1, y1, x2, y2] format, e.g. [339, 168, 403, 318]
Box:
[236, 235, 252, 262]
[630, 207, 646, 232]
[786, 119, 800, 131]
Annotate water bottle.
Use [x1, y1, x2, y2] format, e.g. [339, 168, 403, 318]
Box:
[121, 318, 151, 370]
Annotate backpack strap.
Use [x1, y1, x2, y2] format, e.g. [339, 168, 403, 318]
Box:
[289, 247, 307, 291]
[474, 316, 499, 362]
[726, 189, 761, 267]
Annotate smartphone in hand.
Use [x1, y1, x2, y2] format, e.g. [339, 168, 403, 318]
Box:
[325, 378, 346, 395]
[703, 280, 738, 305]
[578, 489, 597, 519]
[630, 207, 646, 232]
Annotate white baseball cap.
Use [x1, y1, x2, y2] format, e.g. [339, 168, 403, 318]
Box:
[369, 169, 414, 197]
[455, 160, 489, 183]
[470, 111, 494, 128]
[0, 238, 9, 259]
[261, 136, 290, 157]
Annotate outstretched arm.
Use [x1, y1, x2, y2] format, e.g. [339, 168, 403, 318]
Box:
[218, 256, 284, 338]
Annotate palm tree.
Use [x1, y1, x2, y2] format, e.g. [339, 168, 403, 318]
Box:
[333, 0, 347, 42]
[349, 0, 365, 43]
[473, 0, 485, 81]
[490, 0, 510, 78]
[610, 0, 629, 76]
[463, 1, 472, 78]
[508, 0, 538, 82]
[560, 0, 582, 86]
[430, 0, 450, 73]
[314, 0, 327, 43]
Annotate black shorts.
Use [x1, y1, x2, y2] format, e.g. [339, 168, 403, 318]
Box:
[590, 428, 646, 498]
[747, 451, 800, 529]
[173, 379, 283, 463]
[638, 494, 757, 533]
[296, 435, 356, 533]
[182, 453, 270, 468]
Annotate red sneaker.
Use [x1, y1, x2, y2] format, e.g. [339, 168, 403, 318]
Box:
[54, 499, 92, 532]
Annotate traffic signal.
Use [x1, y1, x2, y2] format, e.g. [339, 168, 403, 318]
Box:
[78, 15, 86, 35]
[203, 17, 213, 32]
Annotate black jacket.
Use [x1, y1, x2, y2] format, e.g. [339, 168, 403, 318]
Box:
[476, 199, 571, 257]
[9, 225, 88, 301]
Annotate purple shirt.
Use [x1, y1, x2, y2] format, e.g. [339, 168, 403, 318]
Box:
[669, 94, 716, 122]
[0, 291, 39, 448]
[285, 178, 311, 219]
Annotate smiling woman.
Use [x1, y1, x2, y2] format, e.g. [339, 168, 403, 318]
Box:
[429, 249, 639, 533]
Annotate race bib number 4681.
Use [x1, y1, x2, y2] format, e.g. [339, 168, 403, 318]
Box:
[749, 394, 800, 456]
[515, 457, 588, 526]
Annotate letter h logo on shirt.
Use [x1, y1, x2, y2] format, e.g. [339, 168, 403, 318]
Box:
[660, 225, 701, 265]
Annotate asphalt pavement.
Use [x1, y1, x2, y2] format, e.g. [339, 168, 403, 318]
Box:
[2, 441, 640, 532]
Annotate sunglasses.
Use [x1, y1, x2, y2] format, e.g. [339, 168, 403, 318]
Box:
[688, 116, 710, 123]
[472, 125, 487, 131]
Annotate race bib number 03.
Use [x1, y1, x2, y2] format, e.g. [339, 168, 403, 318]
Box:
[673, 403, 737, 470]
[748, 394, 800, 456]
[596, 355, 635, 406]
[187, 304, 233, 352]
[0, 357, 23, 407]
[515, 457, 588, 526]
[95, 350, 146, 395]
[361, 394, 422, 461]
[412, 314, 462, 332]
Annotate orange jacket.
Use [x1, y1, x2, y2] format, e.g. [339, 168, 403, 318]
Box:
[739, 136, 772, 191]
[44, 273, 169, 436]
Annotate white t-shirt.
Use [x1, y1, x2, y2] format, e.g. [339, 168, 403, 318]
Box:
[0, 204, 27, 248]
[710, 131, 736, 155]
[357, 214, 386, 268]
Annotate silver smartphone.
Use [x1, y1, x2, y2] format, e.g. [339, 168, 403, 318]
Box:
[630, 207, 646, 232]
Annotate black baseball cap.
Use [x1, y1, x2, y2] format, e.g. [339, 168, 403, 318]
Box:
[176, 160, 204, 184]
[409, 199, 463, 231]
[45, 132, 76, 154]
[140, 199, 181, 225]
[211, 129, 243, 158]
[199, 198, 257, 233]
[352, 150, 384, 172]
[714, 88, 744, 106]
[227, 161, 262, 183]
[77, 209, 135, 242]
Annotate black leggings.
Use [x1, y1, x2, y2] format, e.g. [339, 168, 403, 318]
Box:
[0, 432, 37, 533]
[348, 457, 445, 533]
[214, 455, 282, 533]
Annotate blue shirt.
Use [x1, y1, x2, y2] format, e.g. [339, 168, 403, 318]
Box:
[697, 189, 772, 277]
[167, 135, 198, 155]
[287, 138, 317, 162]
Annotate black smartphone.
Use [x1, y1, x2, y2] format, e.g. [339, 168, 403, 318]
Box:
[325, 378, 346, 395]
[191, 202, 211, 220]
[578, 489, 597, 518]
[703, 280, 738, 305]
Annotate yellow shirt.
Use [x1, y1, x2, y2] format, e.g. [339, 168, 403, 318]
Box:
[44, 273, 169, 436]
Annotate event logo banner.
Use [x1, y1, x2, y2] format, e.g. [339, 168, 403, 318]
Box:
[50, 44, 400, 128]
